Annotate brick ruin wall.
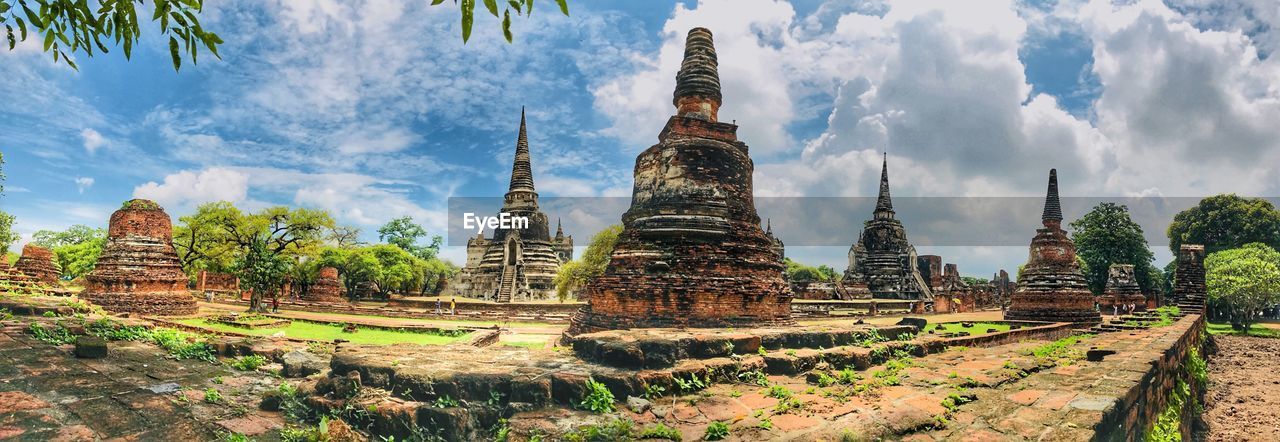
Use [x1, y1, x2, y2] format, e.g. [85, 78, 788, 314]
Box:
[1092, 314, 1207, 440]
[197, 271, 240, 293]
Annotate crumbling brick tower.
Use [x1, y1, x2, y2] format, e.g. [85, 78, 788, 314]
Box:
[82, 199, 197, 315]
[1172, 244, 1206, 314]
[1099, 264, 1146, 313]
[303, 266, 345, 303]
[566, 28, 793, 335]
[1005, 170, 1101, 325]
[15, 244, 61, 285]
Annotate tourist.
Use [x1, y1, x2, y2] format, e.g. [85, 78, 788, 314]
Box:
[1113, 304, 1119, 316]
[206, 291, 213, 303]
[450, 298, 457, 315]
[272, 296, 279, 313]
[435, 298, 442, 315]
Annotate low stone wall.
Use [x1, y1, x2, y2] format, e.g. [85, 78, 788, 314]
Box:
[387, 298, 583, 317]
[1091, 314, 1206, 441]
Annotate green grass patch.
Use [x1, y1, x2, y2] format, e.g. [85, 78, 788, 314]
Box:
[1207, 321, 1280, 338]
[1022, 334, 1093, 363]
[174, 318, 471, 345]
[929, 322, 1012, 335]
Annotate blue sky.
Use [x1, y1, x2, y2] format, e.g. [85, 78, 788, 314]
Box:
[3, 0, 1279, 276]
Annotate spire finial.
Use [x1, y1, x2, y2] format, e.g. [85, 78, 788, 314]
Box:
[1042, 168, 1062, 225]
[673, 27, 722, 121]
[555, 218, 564, 237]
[508, 107, 535, 193]
[874, 153, 894, 216]
[766, 218, 772, 234]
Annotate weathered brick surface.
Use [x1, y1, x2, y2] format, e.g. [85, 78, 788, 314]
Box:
[568, 28, 792, 334]
[197, 270, 239, 293]
[301, 267, 345, 302]
[15, 244, 60, 285]
[1006, 170, 1100, 325]
[82, 199, 197, 316]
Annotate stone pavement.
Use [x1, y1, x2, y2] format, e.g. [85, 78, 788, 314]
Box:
[0, 320, 287, 441]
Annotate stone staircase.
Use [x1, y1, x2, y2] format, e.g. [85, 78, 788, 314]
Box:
[496, 267, 516, 303]
[1175, 292, 1207, 315]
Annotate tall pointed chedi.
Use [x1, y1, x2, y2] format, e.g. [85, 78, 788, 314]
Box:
[841, 154, 931, 300]
[566, 28, 793, 334]
[449, 108, 573, 302]
[1005, 169, 1101, 324]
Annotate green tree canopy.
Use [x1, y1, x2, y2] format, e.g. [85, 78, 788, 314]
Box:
[236, 234, 291, 312]
[784, 258, 836, 284]
[0, 211, 18, 256]
[377, 216, 442, 260]
[1206, 243, 1280, 332]
[554, 224, 621, 301]
[31, 225, 105, 280]
[1167, 194, 1280, 255]
[1070, 203, 1156, 294]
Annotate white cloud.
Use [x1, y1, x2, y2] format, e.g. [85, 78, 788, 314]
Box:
[133, 168, 250, 212]
[80, 128, 106, 154]
[74, 177, 94, 194]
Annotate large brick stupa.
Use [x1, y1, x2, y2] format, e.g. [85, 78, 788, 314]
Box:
[82, 199, 197, 315]
[1005, 170, 1101, 325]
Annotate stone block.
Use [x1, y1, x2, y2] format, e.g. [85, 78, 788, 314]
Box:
[74, 336, 107, 359]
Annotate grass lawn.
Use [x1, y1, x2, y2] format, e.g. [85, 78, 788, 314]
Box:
[500, 335, 553, 349]
[276, 309, 552, 329]
[929, 321, 1012, 335]
[1207, 321, 1280, 338]
[175, 318, 472, 346]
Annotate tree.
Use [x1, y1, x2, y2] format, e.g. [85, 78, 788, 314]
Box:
[236, 234, 291, 312]
[1, 0, 222, 71]
[328, 225, 363, 249]
[1, 0, 568, 71]
[1205, 243, 1280, 332]
[172, 202, 241, 277]
[554, 224, 621, 301]
[445, 0, 570, 43]
[1070, 203, 1156, 294]
[784, 258, 835, 284]
[31, 224, 101, 248]
[376, 216, 442, 260]
[1167, 194, 1280, 255]
[0, 151, 6, 194]
[0, 211, 18, 255]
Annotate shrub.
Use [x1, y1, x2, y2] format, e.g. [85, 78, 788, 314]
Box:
[704, 422, 730, 441]
[433, 395, 460, 408]
[577, 378, 615, 413]
[27, 321, 75, 345]
[204, 388, 223, 403]
[230, 355, 269, 371]
[638, 423, 682, 441]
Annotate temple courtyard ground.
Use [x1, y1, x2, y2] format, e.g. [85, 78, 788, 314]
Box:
[0, 320, 290, 440]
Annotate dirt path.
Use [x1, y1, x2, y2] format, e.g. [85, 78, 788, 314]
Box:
[1202, 335, 1280, 441]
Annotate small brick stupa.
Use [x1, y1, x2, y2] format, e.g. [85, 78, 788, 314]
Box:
[1099, 264, 1146, 313]
[0, 258, 53, 295]
[566, 28, 793, 335]
[1172, 244, 1207, 314]
[1005, 170, 1101, 325]
[15, 244, 61, 285]
[82, 199, 197, 315]
[303, 267, 345, 302]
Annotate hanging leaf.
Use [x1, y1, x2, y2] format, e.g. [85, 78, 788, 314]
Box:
[526, 0, 533, 15]
[5, 25, 14, 50]
[554, 0, 567, 16]
[169, 35, 180, 71]
[502, 9, 511, 43]
[431, 0, 445, 4]
[15, 16, 26, 40]
[508, 0, 521, 15]
[42, 30, 54, 51]
[482, 0, 498, 17]
[461, 0, 475, 43]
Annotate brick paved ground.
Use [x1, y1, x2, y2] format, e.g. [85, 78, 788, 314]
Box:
[0, 320, 287, 441]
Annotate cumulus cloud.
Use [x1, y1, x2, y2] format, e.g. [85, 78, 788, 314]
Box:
[79, 128, 106, 154]
[74, 177, 94, 194]
[133, 168, 250, 211]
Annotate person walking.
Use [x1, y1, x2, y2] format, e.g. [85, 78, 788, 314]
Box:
[271, 296, 280, 313]
[435, 298, 442, 315]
